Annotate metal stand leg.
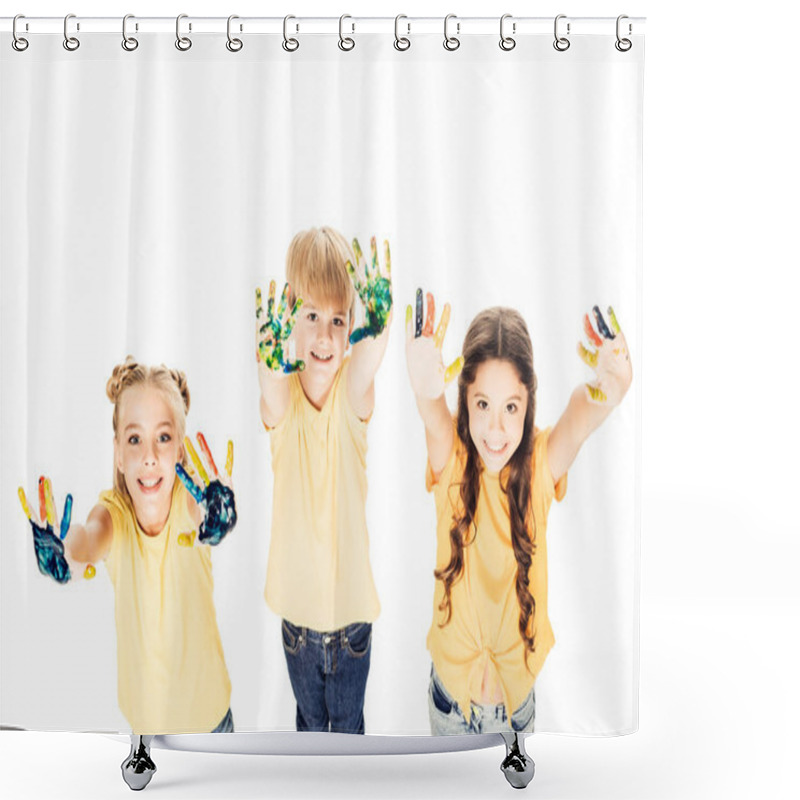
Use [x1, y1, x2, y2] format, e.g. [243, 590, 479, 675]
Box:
[121, 735, 157, 791]
[499, 732, 535, 789]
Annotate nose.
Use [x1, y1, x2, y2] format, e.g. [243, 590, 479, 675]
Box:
[143, 441, 157, 466]
[488, 410, 504, 432]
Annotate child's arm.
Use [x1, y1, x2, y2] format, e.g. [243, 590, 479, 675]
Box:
[255, 281, 305, 429]
[18, 478, 110, 583]
[548, 306, 633, 484]
[347, 238, 393, 421]
[405, 290, 464, 475]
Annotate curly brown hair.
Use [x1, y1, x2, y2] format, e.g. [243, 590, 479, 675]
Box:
[434, 307, 538, 662]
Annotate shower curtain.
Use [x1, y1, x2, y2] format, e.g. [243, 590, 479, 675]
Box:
[0, 18, 643, 738]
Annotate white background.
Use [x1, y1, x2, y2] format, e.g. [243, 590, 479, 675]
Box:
[1, 1, 798, 799]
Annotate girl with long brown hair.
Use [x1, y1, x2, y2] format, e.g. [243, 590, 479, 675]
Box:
[405, 296, 632, 734]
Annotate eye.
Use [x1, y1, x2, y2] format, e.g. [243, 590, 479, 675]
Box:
[476, 399, 488, 411]
[158, 433, 172, 443]
[506, 403, 518, 414]
[307, 312, 318, 322]
[333, 317, 345, 327]
[127, 435, 140, 445]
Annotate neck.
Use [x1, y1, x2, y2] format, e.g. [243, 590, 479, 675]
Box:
[299, 369, 336, 411]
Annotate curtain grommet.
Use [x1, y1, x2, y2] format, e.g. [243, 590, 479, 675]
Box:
[338, 14, 355, 51]
[443, 14, 460, 51]
[615, 15, 632, 52]
[121, 14, 139, 51]
[175, 14, 192, 51]
[63, 13, 80, 52]
[226, 15, 243, 52]
[12, 15, 29, 51]
[499, 14, 516, 51]
[394, 15, 411, 51]
[553, 14, 570, 52]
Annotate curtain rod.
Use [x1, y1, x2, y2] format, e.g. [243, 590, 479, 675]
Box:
[1, 16, 646, 36]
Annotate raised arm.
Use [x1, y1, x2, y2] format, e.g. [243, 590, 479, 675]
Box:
[347, 237, 393, 420]
[548, 306, 633, 484]
[256, 281, 305, 429]
[405, 289, 464, 475]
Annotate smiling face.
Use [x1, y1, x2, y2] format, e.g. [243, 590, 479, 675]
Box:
[293, 294, 352, 379]
[467, 359, 528, 474]
[114, 385, 182, 535]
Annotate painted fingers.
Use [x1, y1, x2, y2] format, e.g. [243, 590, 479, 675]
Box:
[348, 236, 393, 344]
[406, 289, 464, 390]
[18, 478, 83, 583]
[255, 280, 305, 373]
[578, 305, 630, 404]
[177, 433, 234, 506]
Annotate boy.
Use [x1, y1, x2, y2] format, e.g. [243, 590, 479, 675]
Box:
[255, 226, 392, 733]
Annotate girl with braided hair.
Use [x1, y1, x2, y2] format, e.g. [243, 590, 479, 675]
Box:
[18, 357, 237, 738]
[405, 298, 632, 735]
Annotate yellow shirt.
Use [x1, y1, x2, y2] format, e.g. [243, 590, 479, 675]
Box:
[100, 481, 231, 734]
[265, 356, 380, 631]
[426, 425, 566, 718]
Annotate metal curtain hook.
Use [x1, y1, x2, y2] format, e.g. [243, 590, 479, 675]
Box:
[227, 15, 243, 51]
[499, 14, 516, 51]
[63, 13, 80, 51]
[553, 14, 570, 52]
[394, 14, 410, 51]
[443, 14, 460, 51]
[338, 14, 355, 51]
[615, 14, 632, 51]
[176, 13, 192, 50]
[12, 14, 29, 51]
[283, 15, 299, 51]
[122, 14, 139, 51]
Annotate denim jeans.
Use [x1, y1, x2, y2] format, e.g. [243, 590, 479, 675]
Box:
[211, 707, 234, 733]
[428, 665, 535, 735]
[281, 619, 372, 734]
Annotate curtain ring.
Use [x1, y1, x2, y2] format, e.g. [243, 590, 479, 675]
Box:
[175, 14, 192, 51]
[338, 14, 355, 51]
[443, 14, 460, 51]
[227, 15, 243, 52]
[283, 15, 299, 52]
[499, 14, 516, 51]
[615, 15, 632, 52]
[63, 13, 80, 51]
[553, 14, 570, 52]
[394, 15, 410, 51]
[12, 15, 29, 52]
[122, 14, 139, 51]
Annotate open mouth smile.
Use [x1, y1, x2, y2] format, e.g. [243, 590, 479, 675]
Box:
[137, 477, 163, 494]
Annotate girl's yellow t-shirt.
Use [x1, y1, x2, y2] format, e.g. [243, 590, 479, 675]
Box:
[426, 425, 566, 719]
[100, 480, 231, 734]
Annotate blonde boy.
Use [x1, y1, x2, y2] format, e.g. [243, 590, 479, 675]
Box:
[255, 226, 392, 733]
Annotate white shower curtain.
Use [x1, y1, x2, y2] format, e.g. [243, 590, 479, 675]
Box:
[1, 20, 643, 737]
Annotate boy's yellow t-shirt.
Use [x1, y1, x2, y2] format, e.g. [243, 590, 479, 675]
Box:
[265, 356, 380, 631]
[100, 480, 231, 734]
[426, 425, 566, 719]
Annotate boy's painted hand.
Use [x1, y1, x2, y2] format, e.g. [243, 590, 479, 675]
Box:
[255, 281, 305, 374]
[347, 237, 393, 344]
[18, 477, 77, 584]
[405, 289, 464, 399]
[176, 434, 237, 546]
[577, 306, 633, 406]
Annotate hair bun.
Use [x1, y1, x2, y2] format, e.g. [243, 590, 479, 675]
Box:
[169, 368, 191, 413]
[106, 355, 141, 404]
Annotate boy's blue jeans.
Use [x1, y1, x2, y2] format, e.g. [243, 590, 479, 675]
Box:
[281, 619, 372, 734]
